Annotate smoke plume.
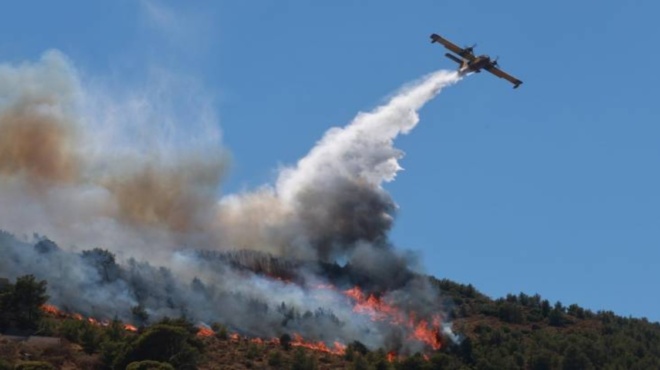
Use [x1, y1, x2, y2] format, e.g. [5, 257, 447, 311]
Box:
[0, 51, 461, 353]
[217, 70, 460, 263]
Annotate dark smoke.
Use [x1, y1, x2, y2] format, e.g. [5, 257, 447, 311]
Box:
[0, 51, 461, 353]
[295, 178, 395, 261]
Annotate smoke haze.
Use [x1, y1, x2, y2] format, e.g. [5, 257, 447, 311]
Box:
[0, 51, 461, 353]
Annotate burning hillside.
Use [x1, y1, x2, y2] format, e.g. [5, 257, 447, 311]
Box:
[0, 51, 461, 356]
[22, 241, 452, 355]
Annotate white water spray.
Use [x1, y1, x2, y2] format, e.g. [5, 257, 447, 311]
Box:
[278, 69, 461, 200]
[0, 52, 464, 353]
[218, 70, 462, 260]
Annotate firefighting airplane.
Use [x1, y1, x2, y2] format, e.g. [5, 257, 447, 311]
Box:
[430, 33, 523, 89]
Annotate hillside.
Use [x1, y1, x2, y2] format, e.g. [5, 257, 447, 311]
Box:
[1, 273, 659, 369]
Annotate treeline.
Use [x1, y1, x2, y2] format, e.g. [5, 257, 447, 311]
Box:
[428, 277, 660, 369]
[2, 275, 660, 369]
[0, 275, 48, 332]
[0, 274, 202, 369]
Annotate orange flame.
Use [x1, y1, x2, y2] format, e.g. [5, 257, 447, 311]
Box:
[196, 326, 214, 337]
[291, 333, 346, 355]
[343, 286, 443, 350]
[42, 304, 139, 333]
[387, 351, 397, 362]
[41, 304, 61, 316]
[412, 316, 442, 350]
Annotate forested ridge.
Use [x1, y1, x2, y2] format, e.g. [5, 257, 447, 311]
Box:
[1, 272, 659, 369]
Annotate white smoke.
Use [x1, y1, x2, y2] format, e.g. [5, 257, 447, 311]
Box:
[0, 51, 463, 353]
[0, 51, 227, 263]
[216, 70, 461, 261]
[278, 69, 460, 199]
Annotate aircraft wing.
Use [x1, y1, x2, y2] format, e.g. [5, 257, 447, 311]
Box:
[430, 33, 475, 61]
[484, 65, 523, 89]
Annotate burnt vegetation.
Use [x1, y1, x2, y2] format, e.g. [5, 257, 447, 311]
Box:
[1, 233, 660, 369]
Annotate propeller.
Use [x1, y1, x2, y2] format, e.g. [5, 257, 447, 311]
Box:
[492, 56, 499, 67]
[464, 43, 477, 53]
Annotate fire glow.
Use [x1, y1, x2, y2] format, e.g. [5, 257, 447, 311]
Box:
[291, 333, 347, 355]
[343, 286, 443, 350]
[42, 291, 444, 360]
[40, 304, 136, 332]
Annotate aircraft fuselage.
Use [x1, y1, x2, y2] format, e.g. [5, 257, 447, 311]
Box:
[460, 55, 493, 74]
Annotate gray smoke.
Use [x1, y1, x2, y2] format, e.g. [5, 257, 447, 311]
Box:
[217, 69, 461, 263]
[0, 51, 461, 353]
[0, 51, 227, 263]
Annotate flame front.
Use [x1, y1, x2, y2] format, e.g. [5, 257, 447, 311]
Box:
[40, 284, 445, 357]
[196, 326, 214, 337]
[41, 304, 139, 332]
[291, 333, 346, 355]
[343, 286, 443, 350]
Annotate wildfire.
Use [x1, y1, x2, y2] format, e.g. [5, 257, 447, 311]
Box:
[41, 304, 139, 333]
[40, 282, 446, 357]
[291, 333, 346, 355]
[343, 286, 443, 350]
[412, 316, 442, 350]
[196, 326, 214, 337]
[344, 287, 403, 323]
[41, 304, 62, 316]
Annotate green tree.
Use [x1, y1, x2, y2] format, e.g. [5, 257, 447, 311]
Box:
[0, 284, 12, 331]
[11, 275, 49, 330]
[541, 299, 551, 318]
[210, 322, 228, 340]
[396, 354, 425, 370]
[104, 318, 127, 342]
[548, 306, 565, 327]
[14, 362, 56, 370]
[268, 350, 283, 367]
[291, 348, 317, 370]
[81, 248, 120, 283]
[562, 345, 594, 370]
[116, 324, 201, 370]
[351, 355, 368, 370]
[132, 305, 150, 326]
[280, 333, 292, 350]
[80, 321, 102, 354]
[126, 361, 175, 370]
[529, 350, 559, 370]
[347, 340, 369, 356]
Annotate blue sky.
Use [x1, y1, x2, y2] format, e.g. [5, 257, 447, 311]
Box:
[2, 1, 659, 321]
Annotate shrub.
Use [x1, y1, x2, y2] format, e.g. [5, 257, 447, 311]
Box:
[126, 361, 176, 370]
[14, 362, 56, 370]
[267, 351, 283, 367]
[279, 333, 292, 350]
